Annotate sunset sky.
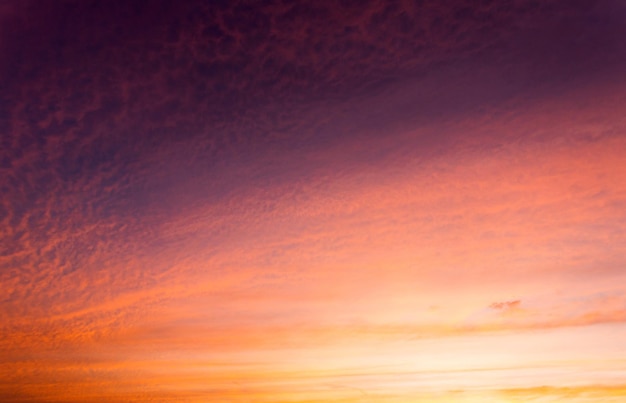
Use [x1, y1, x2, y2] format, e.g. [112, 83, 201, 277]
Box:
[1, 0, 626, 401]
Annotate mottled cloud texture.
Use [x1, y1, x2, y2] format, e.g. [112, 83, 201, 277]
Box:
[2, 0, 626, 401]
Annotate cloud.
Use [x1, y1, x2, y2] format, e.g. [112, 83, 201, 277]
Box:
[499, 385, 626, 402]
[489, 300, 521, 310]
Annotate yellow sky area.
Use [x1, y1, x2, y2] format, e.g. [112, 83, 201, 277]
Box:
[3, 327, 626, 403]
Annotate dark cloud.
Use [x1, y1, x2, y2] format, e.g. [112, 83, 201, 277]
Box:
[5, 0, 623, 151]
[2, 0, 624, 292]
[2, 0, 624, 326]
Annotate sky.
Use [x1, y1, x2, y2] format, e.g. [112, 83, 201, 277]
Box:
[1, 0, 626, 401]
